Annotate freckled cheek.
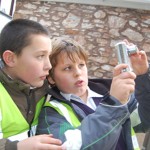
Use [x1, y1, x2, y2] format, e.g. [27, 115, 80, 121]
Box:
[60, 77, 70, 85]
[57, 77, 72, 89]
[24, 71, 37, 81]
[22, 62, 39, 73]
[24, 68, 41, 81]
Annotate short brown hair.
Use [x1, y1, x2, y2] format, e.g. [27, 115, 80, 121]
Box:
[49, 37, 88, 78]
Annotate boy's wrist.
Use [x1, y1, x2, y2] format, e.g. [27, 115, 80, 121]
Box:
[136, 64, 150, 80]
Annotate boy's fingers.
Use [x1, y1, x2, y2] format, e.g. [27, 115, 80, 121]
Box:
[139, 50, 148, 60]
[113, 64, 128, 76]
[41, 136, 62, 145]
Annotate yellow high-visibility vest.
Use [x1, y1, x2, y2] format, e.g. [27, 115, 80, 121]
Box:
[0, 82, 45, 141]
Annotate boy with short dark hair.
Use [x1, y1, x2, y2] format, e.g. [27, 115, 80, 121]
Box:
[0, 19, 64, 150]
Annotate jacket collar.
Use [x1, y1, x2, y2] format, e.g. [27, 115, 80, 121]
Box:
[47, 78, 112, 102]
[0, 68, 48, 95]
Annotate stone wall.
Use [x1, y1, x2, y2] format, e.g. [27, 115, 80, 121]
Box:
[14, 0, 150, 78]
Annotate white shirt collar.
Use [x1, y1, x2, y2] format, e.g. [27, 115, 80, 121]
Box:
[87, 87, 103, 98]
[60, 87, 103, 110]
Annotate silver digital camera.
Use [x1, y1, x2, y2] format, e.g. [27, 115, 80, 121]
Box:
[115, 41, 137, 72]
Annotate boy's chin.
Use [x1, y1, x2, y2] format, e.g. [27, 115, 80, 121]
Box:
[31, 81, 44, 88]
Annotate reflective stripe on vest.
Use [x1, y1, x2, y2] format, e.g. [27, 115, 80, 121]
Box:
[131, 127, 140, 150]
[45, 99, 140, 150]
[8, 130, 28, 141]
[7, 125, 38, 141]
[44, 100, 80, 127]
[0, 82, 45, 140]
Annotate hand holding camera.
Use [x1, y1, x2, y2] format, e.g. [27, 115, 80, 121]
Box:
[115, 41, 137, 72]
[115, 40, 149, 75]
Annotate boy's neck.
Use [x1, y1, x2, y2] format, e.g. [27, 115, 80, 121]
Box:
[79, 90, 88, 103]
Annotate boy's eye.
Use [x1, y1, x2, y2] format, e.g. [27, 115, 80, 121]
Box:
[79, 63, 86, 68]
[64, 66, 71, 71]
[79, 63, 85, 67]
[37, 55, 45, 59]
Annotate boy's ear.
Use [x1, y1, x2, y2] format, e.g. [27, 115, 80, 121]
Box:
[2, 50, 17, 67]
[47, 76, 55, 85]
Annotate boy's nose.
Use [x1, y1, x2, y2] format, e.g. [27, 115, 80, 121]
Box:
[45, 58, 52, 70]
[48, 61, 52, 70]
[74, 67, 82, 76]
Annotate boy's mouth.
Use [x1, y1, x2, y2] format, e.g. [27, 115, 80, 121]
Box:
[40, 75, 47, 80]
[75, 80, 84, 87]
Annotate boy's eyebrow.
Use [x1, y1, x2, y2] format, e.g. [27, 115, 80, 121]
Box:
[36, 49, 51, 53]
